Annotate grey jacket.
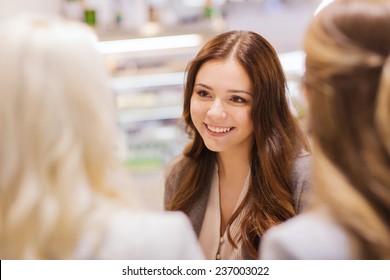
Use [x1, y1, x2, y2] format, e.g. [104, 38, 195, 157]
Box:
[164, 152, 313, 258]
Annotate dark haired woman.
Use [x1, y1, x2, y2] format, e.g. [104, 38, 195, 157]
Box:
[165, 30, 312, 259]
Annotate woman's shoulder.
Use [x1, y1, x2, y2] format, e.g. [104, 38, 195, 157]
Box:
[164, 154, 190, 178]
[76, 209, 204, 260]
[260, 210, 351, 259]
[164, 154, 191, 206]
[291, 150, 313, 212]
[291, 150, 313, 190]
[292, 150, 312, 174]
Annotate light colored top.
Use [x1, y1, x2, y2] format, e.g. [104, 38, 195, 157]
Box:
[199, 165, 250, 260]
[74, 209, 205, 260]
[260, 208, 351, 260]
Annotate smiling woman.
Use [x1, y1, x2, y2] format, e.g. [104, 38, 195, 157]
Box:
[164, 30, 313, 260]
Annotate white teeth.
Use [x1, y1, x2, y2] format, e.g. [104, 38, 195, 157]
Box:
[207, 125, 231, 133]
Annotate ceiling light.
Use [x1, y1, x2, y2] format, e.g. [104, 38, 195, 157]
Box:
[97, 34, 203, 54]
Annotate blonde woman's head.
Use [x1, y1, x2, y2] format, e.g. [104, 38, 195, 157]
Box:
[0, 14, 132, 259]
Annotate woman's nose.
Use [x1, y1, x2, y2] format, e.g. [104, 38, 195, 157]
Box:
[207, 99, 226, 119]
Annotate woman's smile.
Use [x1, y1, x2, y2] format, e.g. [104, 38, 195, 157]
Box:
[206, 124, 234, 134]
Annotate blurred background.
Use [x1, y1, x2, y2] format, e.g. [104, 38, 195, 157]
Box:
[0, 0, 324, 210]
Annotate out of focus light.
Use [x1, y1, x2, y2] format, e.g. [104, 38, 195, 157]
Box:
[314, 0, 335, 15]
[97, 34, 203, 54]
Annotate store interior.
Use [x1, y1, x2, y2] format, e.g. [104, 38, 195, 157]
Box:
[1, 0, 324, 210]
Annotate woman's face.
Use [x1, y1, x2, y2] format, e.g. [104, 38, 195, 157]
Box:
[190, 59, 254, 155]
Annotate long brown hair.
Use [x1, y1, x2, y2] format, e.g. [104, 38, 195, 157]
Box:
[304, 0, 390, 259]
[166, 30, 308, 258]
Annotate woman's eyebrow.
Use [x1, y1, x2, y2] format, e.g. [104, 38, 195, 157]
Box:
[228, 89, 253, 96]
[195, 83, 252, 96]
[194, 83, 212, 90]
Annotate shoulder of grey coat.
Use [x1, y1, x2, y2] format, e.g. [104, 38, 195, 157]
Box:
[164, 154, 186, 207]
[291, 151, 313, 213]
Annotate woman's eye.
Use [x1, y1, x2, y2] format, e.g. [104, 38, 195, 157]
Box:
[196, 90, 210, 98]
[231, 96, 247, 103]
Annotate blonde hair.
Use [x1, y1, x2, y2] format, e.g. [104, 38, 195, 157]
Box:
[0, 15, 134, 259]
[304, 0, 390, 259]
